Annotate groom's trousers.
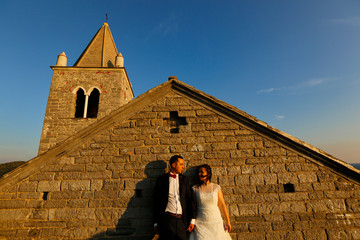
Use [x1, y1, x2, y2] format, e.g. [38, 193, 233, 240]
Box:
[159, 213, 187, 240]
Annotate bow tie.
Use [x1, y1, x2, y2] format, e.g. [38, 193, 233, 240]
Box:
[169, 173, 177, 179]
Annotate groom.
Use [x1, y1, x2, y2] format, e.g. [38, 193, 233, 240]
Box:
[153, 155, 196, 240]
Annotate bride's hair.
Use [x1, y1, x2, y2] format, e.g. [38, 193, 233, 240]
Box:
[197, 164, 212, 184]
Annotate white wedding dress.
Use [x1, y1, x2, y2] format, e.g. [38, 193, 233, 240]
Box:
[189, 183, 232, 240]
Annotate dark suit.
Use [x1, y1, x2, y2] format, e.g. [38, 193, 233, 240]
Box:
[154, 173, 196, 240]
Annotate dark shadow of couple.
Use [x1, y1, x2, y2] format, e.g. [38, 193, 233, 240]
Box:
[89, 160, 198, 240]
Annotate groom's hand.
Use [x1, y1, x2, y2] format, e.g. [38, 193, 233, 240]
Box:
[187, 224, 195, 232]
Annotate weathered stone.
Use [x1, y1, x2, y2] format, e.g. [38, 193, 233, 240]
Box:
[18, 182, 38, 192]
[37, 181, 61, 192]
[61, 180, 90, 191]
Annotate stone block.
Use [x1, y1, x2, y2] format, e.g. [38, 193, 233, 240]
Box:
[80, 171, 112, 180]
[61, 180, 90, 191]
[285, 163, 302, 172]
[205, 122, 239, 131]
[37, 181, 61, 192]
[29, 172, 55, 181]
[102, 179, 124, 190]
[29, 209, 48, 220]
[77, 208, 96, 220]
[279, 192, 309, 201]
[95, 208, 114, 220]
[277, 173, 299, 184]
[18, 192, 42, 199]
[306, 199, 346, 213]
[0, 230, 18, 238]
[50, 190, 83, 199]
[263, 174, 277, 185]
[0, 200, 26, 209]
[86, 164, 107, 172]
[58, 157, 75, 164]
[211, 142, 237, 151]
[95, 190, 118, 199]
[297, 172, 318, 183]
[67, 199, 89, 208]
[272, 221, 294, 231]
[62, 172, 81, 180]
[236, 232, 266, 240]
[237, 141, 263, 149]
[238, 204, 259, 215]
[303, 229, 327, 240]
[18, 182, 38, 192]
[230, 149, 254, 158]
[49, 208, 77, 220]
[269, 164, 286, 173]
[256, 184, 281, 193]
[263, 193, 280, 202]
[312, 182, 336, 191]
[219, 176, 235, 186]
[249, 174, 265, 185]
[248, 222, 272, 232]
[242, 194, 263, 203]
[0, 209, 31, 221]
[62, 164, 85, 172]
[235, 175, 250, 186]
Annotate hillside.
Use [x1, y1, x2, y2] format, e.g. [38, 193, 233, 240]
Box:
[0, 161, 25, 178]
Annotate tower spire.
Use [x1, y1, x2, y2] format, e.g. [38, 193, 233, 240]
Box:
[73, 23, 119, 67]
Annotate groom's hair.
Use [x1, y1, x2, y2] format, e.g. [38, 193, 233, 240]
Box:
[169, 155, 183, 167]
[198, 164, 212, 182]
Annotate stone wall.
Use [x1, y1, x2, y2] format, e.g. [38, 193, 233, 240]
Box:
[38, 67, 133, 154]
[1, 91, 360, 239]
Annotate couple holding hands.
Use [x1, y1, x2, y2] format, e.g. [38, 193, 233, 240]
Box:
[153, 155, 232, 240]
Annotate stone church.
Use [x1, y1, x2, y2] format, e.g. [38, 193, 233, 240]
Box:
[0, 23, 360, 239]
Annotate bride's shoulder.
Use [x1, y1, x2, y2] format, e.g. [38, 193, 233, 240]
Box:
[211, 183, 221, 191]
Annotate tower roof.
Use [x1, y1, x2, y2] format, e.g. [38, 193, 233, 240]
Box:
[73, 23, 119, 67]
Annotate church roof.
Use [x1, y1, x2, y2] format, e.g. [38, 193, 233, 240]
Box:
[73, 23, 118, 67]
[0, 79, 359, 190]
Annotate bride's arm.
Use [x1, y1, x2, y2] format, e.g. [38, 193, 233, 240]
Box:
[218, 187, 231, 232]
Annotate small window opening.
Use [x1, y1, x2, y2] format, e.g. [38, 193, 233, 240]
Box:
[135, 189, 143, 198]
[284, 183, 295, 193]
[87, 89, 100, 118]
[42, 192, 49, 200]
[163, 111, 187, 133]
[75, 89, 85, 118]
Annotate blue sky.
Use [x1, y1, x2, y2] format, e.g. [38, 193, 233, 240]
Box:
[1, 0, 360, 163]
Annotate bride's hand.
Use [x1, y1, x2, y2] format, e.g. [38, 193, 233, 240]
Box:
[187, 223, 195, 232]
[225, 222, 231, 232]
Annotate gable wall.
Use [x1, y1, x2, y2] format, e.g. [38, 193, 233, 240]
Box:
[1, 91, 360, 239]
[38, 68, 133, 154]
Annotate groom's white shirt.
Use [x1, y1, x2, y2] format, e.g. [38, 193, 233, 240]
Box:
[154, 172, 195, 227]
[165, 172, 183, 215]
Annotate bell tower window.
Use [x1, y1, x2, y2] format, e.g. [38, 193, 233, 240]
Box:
[75, 88, 86, 118]
[74, 87, 100, 118]
[87, 89, 100, 118]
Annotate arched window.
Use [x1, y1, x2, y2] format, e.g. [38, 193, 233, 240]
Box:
[75, 88, 86, 118]
[87, 89, 100, 118]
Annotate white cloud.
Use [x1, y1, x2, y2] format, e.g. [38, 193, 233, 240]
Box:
[275, 115, 285, 119]
[306, 78, 325, 87]
[328, 17, 360, 26]
[258, 77, 332, 94]
[143, 13, 179, 44]
[258, 88, 277, 93]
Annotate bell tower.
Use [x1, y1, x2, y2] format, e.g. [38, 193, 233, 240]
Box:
[38, 23, 134, 154]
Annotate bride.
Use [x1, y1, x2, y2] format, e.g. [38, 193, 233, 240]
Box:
[189, 164, 232, 240]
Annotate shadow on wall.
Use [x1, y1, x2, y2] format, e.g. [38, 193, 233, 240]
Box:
[89, 161, 198, 240]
